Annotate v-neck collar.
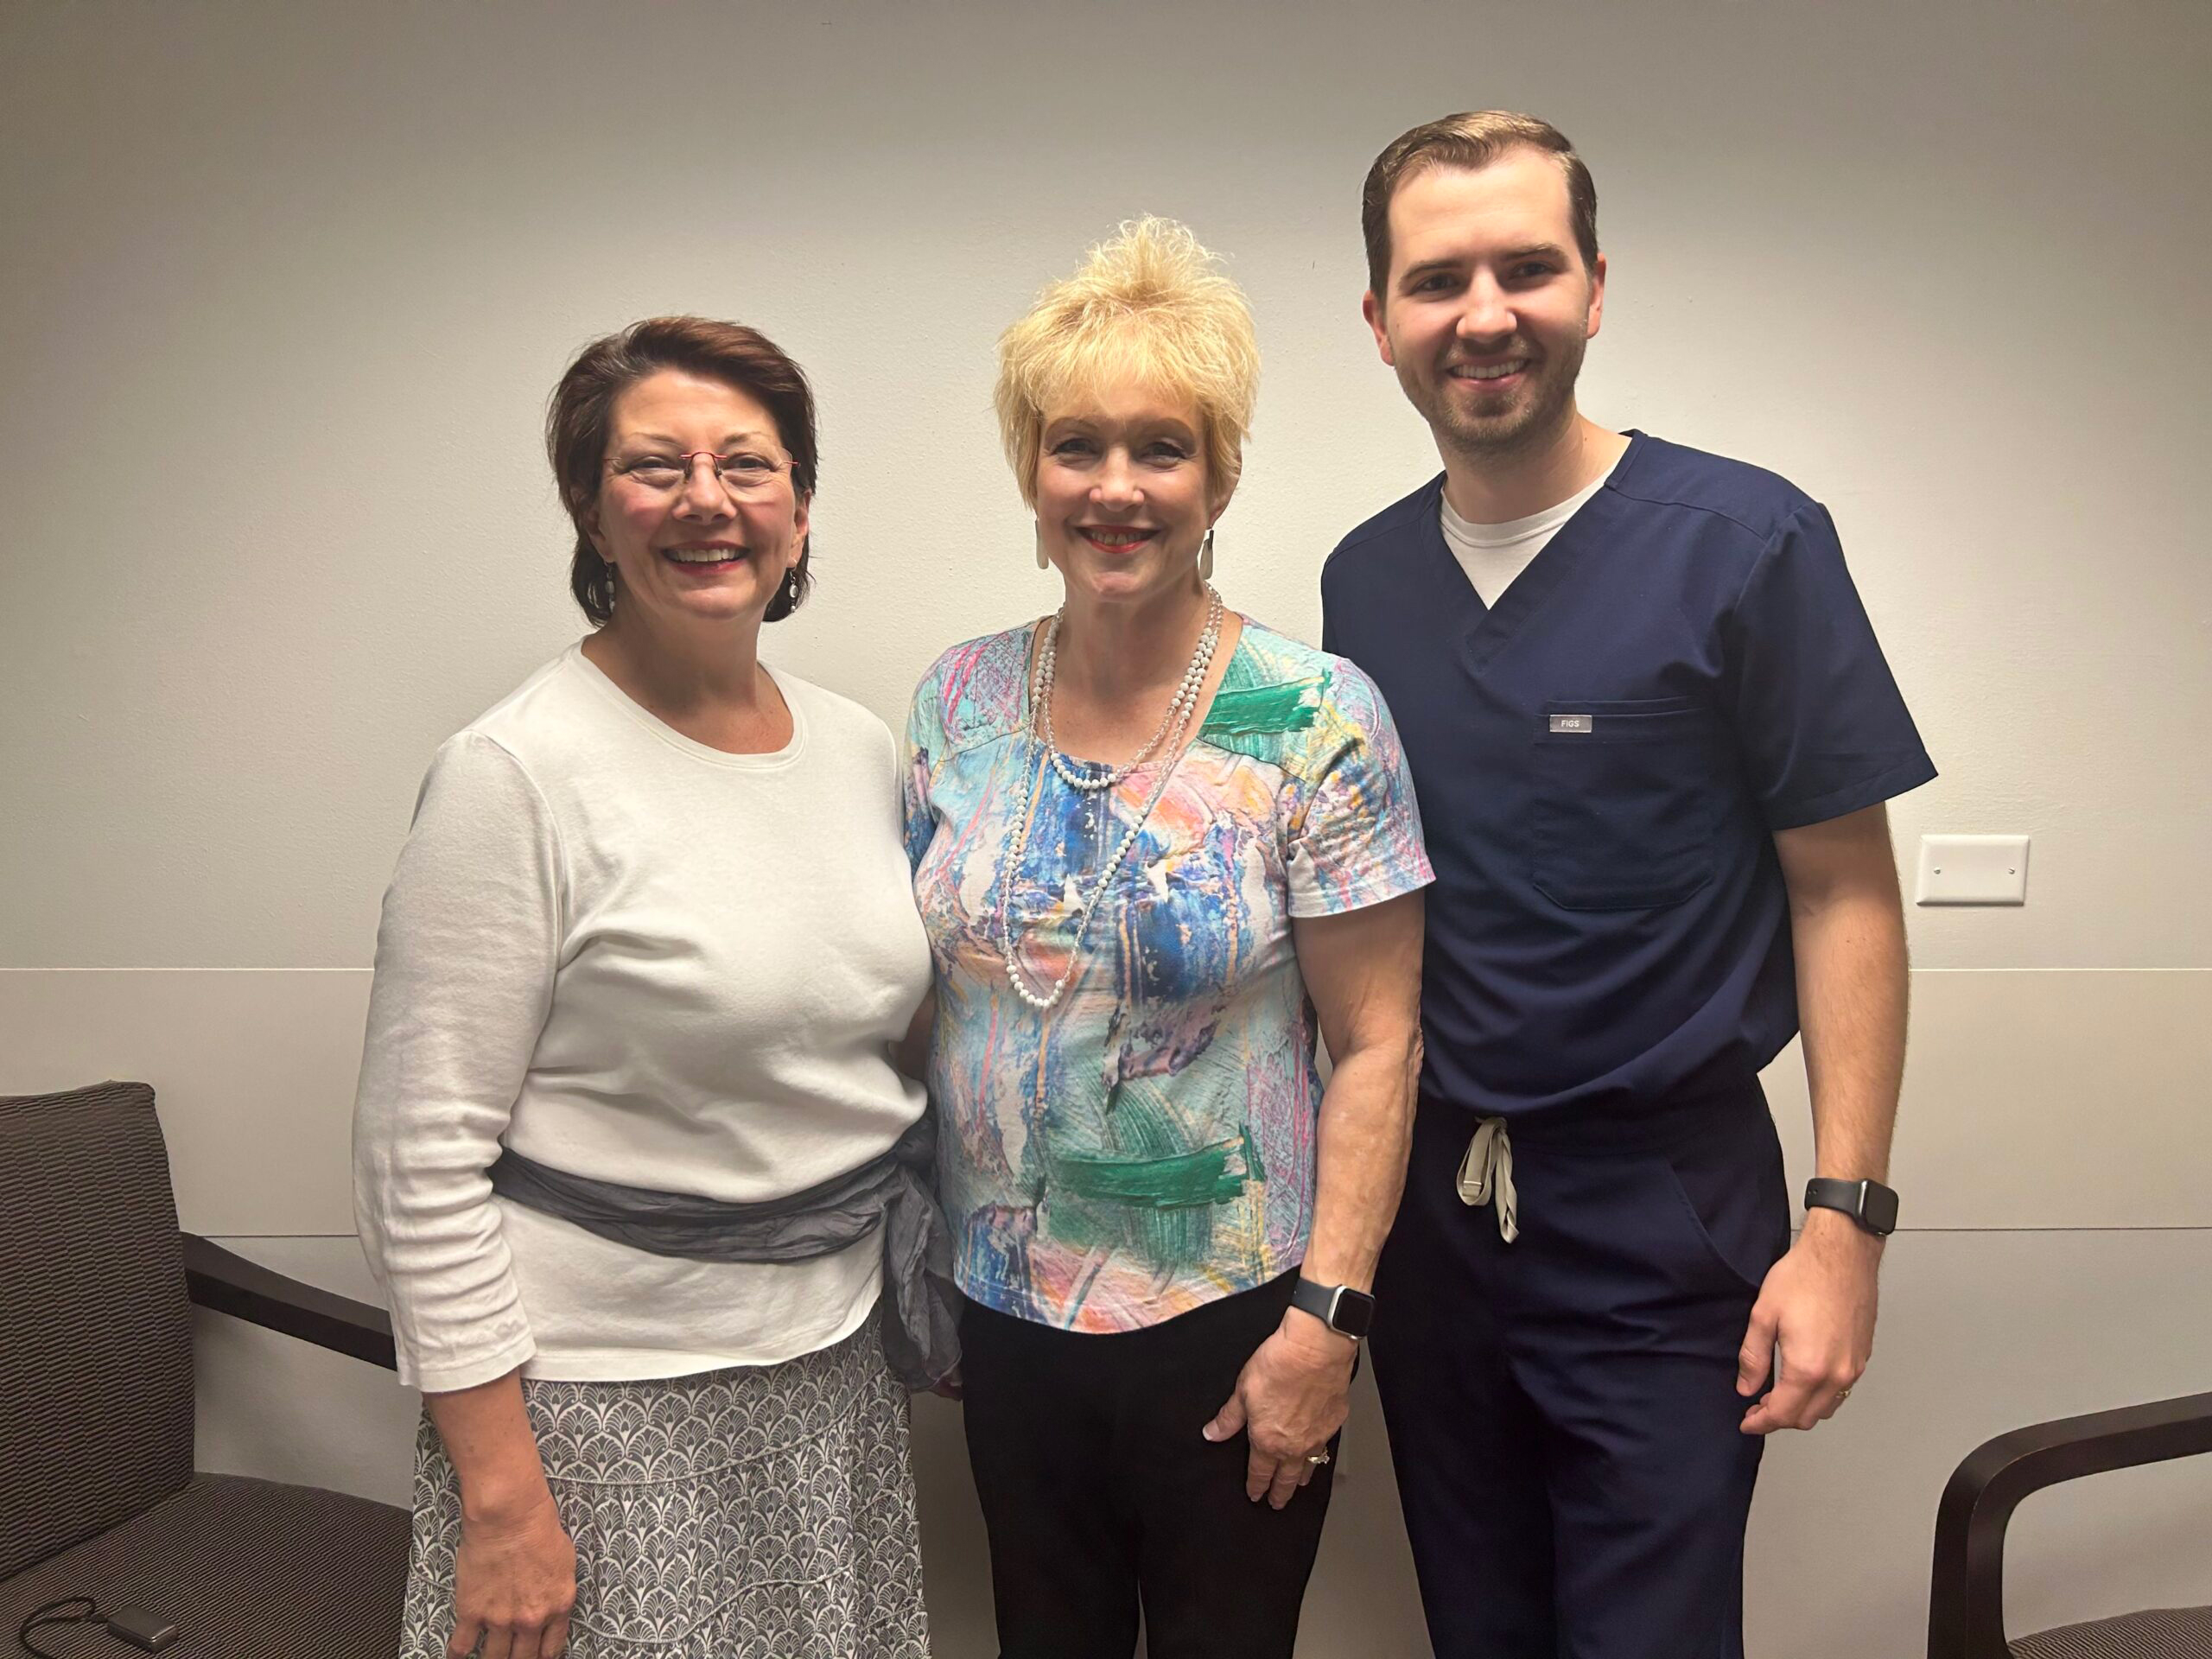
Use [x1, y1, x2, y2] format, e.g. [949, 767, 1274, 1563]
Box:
[1419, 429, 1646, 675]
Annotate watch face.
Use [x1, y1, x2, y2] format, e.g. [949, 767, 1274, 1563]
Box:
[1861, 1182, 1900, 1236]
[1332, 1287, 1376, 1340]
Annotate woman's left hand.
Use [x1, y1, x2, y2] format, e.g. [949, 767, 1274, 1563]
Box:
[1203, 1314, 1356, 1508]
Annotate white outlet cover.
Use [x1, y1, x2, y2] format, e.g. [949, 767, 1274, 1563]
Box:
[1915, 835, 2030, 906]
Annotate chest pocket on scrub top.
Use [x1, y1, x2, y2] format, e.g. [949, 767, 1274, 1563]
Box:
[1530, 696, 1719, 910]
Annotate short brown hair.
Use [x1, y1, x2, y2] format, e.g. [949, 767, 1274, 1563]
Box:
[546, 316, 819, 626]
[1361, 111, 1599, 302]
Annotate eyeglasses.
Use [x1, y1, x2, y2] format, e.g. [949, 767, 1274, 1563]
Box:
[607, 449, 797, 499]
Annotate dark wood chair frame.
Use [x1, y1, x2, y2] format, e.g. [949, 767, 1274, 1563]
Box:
[181, 1235, 396, 1370]
[1928, 1389, 2212, 1657]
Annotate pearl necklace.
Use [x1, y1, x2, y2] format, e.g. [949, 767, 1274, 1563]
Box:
[996, 587, 1225, 1013]
[1038, 586, 1224, 791]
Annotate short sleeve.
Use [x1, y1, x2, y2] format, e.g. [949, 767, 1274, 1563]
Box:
[901, 669, 945, 875]
[1721, 503, 1937, 830]
[351, 731, 560, 1392]
[1283, 661, 1435, 918]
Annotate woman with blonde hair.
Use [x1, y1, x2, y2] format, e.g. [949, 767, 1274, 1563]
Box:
[903, 220, 1432, 1657]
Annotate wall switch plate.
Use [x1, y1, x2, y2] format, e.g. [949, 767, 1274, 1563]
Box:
[1915, 835, 2030, 905]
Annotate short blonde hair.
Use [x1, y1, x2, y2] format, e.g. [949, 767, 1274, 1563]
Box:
[995, 217, 1259, 513]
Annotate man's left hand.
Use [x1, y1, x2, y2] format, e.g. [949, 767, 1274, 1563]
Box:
[1736, 1210, 1881, 1433]
[1204, 1313, 1355, 1507]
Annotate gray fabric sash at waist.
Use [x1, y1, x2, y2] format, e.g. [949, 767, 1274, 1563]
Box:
[486, 1114, 960, 1391]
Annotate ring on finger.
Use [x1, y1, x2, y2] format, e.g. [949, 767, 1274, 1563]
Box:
[1306, 1450, 1332, 1466]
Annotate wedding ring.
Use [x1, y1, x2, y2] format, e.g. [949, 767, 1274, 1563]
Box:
[1306, 1451, 1332, 1466]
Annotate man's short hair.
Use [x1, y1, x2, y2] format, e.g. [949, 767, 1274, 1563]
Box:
[1361, 111, 1600, 301]
[996, 216, 1259, 514]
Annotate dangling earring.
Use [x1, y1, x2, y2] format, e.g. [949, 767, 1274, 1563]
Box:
[785, 567, 800, 606]
[1034, 522, 1050, 571]
[1198, 526, 1215, 582]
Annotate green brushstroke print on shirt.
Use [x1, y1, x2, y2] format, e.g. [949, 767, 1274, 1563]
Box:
[1064, 1080, 1237, 1269]
[1239, 1120, 1268, 1186]
[1202, 658, 1326, 764]
[1205, 677, 1325, 736]
[1055, 1141, 1245, 1208]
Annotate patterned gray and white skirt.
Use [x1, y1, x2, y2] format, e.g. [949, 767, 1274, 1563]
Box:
[398, 1314, 931, 1659]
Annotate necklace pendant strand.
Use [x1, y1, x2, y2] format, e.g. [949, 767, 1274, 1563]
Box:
[996, 586, 1224, 1012]
[1038, 587, 1224, 792]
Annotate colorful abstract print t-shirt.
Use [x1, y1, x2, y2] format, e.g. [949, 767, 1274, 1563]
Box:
[904, 618, 1433, 1332]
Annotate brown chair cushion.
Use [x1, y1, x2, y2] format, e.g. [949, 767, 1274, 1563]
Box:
[0, 1473, 410, 1658]
[0, 1082, 194, 1580]
[2012, 1607, 2212, 1657]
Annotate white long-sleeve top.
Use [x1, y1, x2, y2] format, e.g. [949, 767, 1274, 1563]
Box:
[352, 644, 933, 1394]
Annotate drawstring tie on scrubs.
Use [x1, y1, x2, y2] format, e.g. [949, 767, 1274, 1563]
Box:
[1457, 1116, 1519, 1243]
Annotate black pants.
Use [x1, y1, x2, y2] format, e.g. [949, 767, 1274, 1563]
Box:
[959, 1271, 1336, 1659]
[1370, 1081, 1791, 1659]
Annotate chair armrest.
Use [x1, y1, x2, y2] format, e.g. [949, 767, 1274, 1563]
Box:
[181, 1233, 397, 1371]
[1927, 1389, 2212, 1658]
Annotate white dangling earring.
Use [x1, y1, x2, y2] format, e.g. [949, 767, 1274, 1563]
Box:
[1198, 526, 1215, 582]
[1034, 522, 1050, 571]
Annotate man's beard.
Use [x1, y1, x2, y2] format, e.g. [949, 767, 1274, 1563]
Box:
[1411, 332, 1586, 463]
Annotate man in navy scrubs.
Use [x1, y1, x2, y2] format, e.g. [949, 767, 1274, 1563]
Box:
[1321, 111, 1935, 1657]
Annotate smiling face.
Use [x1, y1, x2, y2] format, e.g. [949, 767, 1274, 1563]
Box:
[586, 369, 808, 630]
[1034, 380, 1217, 610]
[1365, 147, 1606, 460]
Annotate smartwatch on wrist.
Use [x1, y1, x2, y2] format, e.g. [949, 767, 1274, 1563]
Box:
[1803, 1177, 1900, 1237]
[1289, 1276, 1376, 1341]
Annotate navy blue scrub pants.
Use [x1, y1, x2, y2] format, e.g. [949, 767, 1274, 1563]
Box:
[1370, 1080, 1790, 1659]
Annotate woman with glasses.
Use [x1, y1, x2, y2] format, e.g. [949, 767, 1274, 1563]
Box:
[902, 221, 1432, 1658]
[354, 316, 945, 1659]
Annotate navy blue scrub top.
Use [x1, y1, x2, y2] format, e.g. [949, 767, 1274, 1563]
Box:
[1321, 432, 1936, 1122]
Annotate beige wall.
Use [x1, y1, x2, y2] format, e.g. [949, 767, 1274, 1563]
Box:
[5, 1, 2207, 1653]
